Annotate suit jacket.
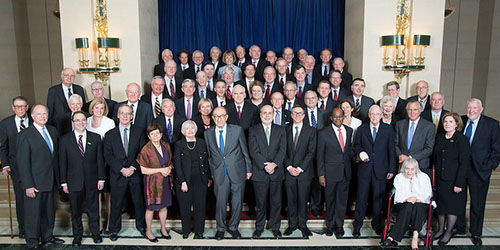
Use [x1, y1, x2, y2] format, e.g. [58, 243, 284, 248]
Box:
[17, 125, 59, 191]
[183, 64, 204, 80]
[47, 83, 86, 125]
[59, 131, 105, 192]
[243, 59, 270, 83]
[274, 108, 291, 127]
[113, 101, 153, 129]
[276, 74, 296, 86]
[353, 123, 396, 180]
[103, 125, 146, 186]
[174, 96, 200, 119]
[295, 83, 314, 100]
[192, 114, 215, 138]
[395, 118, 435, 169]
[0, 115, 32, 182]
[194, 88, 216, 100]
[174, 137, 210, 186]
[248, 124, 287, 182]
[151, 114, 187, 145]
[329, 87, 349, 106]
[346, 95, 375, 123]
[313, 63, 333, 82]
[318, 98, 336, 116]
[83, 98, 117, 119]
[284, 124, 317, 181]
[303, 108, 328, 130]
[395, 98, 408, 119]
[284, 98, 305, 111]
[421, 109, 449, 136]
[163, 75, 185, 100]
[204, 124, 252, 184]
[461, 115, 500, 180]
[263, 82, 284, 99]
[407, 95, 431, 112]
[211, 97, 233, 107]
[317, 125, 354, 181]
[226, 101, 260, 133]
[433, 132, 470, 187]
[340, 70, 353, 95]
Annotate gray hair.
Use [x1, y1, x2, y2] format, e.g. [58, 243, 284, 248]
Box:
[161, 98, 175, 107]
[380, 95, 396, 106]
[181, 120, 198, 136]
[210, 46, 221, 54]
[223, 67, 235, 75]
[400, 158, 422, 175]
[182, 78, 195, 88]
[161, 49, 173, 57]
[467, 98, 482, 108]
[68, 93, 83, 104]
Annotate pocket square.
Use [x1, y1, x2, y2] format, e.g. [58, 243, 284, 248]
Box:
[87, 142, 92, 145]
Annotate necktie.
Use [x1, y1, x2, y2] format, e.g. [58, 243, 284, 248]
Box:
[333, 89, 338, 101]
[323, 65, 328, 77]
[169, 79, 175, 98]
[407, 121, 415, 149]
[265, 85, 271, 99]
[201, 90, 205, 99]
[286, 66, 290, 75]
[196, 66, 200, 74]
[307, 74, 311, 84]
[355, 98, 360, 113]
[432, 113, 439, 134]
[130, 103, 135, 124]
[19, 119, 26, 130]
[293, 126, 299, 149]
[253, 60, 257, 67]
[372, 126, 377, 142]
[167, 118, 173, 142]
[320, 100, 325, 110]
[226, 86, 232, 99]
[280, 77, 284, 85]
[338, 127, 345, 152]
[465, 121, 474, 143]
[237, 105, 242, 119]
[265, 126, 270, 145]
[123, 128, 129, 156]
[219, 130, 227, 175]
[419, 100, 424, 110]
[298, 86, 303, 99]
[275, 110, 281, 125]
[78, 134, 85, 157]
[207, 80, 212, 90]
[238, 61, 242, 68]
[41, 127, 53, 154]
[287, 101, 292, 111]
[186, 99, 192, 119]
[220, 101, 224, 107]
[154, 97, 161, 117]
[67, 87, 73, 99]
[182, 65, 186, 71]
[311, 110, 317, 128]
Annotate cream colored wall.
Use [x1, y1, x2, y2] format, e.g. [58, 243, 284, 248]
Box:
[344, 0, 364, 80]
[485, 1, 500, 119]
[360, 0, 445, 101]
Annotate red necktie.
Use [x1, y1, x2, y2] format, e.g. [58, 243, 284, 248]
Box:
[286, 66, 290, 75]
[226, 86, 232, 99]
[237, 105, 242, 118]
[320, 100, 325, 110]
[253, 60, 257, 67]
[298, 86, 303, 99]
[334, 89, 338, 101]
[169, 79, 175, 98]
[323, 65, 328, 77]
[280, 77, 284, 85]
[265, 85, 271, 99]
[338, 128, 345, 152]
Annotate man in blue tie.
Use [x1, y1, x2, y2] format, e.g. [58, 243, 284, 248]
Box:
[152, 98, 186, 147]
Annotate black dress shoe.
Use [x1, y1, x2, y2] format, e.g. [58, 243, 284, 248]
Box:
[44, 237, 64, 245]
[138, 228, 147, 236]
[161, 232, 171, 240]
[299, 226, 313, 236]
[472, 236, 482, 246]
[215, 231, 225, 240]
[72, 238, 82, 247]
[382, 238, 398, 246]
[324, 228, 334, 236]
[284, 227, 296, 236]
[352, 229, 361, 238]
[253, 229, 263, 238]
[194, 233, 204, 239]
[18, 230, 25, 239]
[438, 238, 450, 246]
[145, 234, 158, 243]
[272, 230, 282, 238]
[335, 227, 345, 238]
[228, 229, 241, 239]
[312, 209, 322, 218]
[182, 233, 189, 239]
[93, 234, 103, 243]
[110, 233, 119, 241]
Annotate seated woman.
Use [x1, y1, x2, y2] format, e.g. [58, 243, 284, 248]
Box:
[137, 124, 174, 242]
[383, 158, 433, 250]
[174, 120, 211, 239]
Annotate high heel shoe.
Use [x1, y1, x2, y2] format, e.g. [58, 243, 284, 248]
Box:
[433, 232, 443, 240]
[161, 231, 171, 240]
[438, 238, 450, 246]
[145, 234, 158, 243]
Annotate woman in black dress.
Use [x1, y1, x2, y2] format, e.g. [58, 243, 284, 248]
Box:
[433, 112, 470, 245]
[174, 120, 211, 239]
[192, 98, 214, 138]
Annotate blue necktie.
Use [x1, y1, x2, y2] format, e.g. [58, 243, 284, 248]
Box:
[219, 130, 226, 175]
[407, 121, 415, 149]
[275, 110, 281, 125]
[372, 126, 377, 142]
[200, 90, 205, 99]
[167, 118, 173, 142]
[287, 101, 292, 111]
[311, 111, 317, 128]
[41, 127, 53, 154]
[465, 121, 474, 143]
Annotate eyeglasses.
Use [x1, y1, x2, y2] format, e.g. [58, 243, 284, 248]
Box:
[212, 114, 227, 119]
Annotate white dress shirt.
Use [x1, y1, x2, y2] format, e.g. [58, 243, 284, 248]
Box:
[151, 93, 163, 118]
[215, 124, 227, 149]
[332, 124, 347, 148]
[164, 76, 176, 96]
[287, 122, 304, 173]
[61, 83, 73, 104]
[393, 172, 433, 205]
[14, 115, 29, 133]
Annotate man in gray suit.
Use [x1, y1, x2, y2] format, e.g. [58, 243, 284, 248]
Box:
[204, 106, 252, 240]
[395, 101, 435, 176]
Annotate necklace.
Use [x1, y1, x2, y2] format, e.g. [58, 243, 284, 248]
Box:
[186, 141, 196, 150]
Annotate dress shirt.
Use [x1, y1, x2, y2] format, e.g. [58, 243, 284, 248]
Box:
[306, 107, 319, 127]
[306, 72, 313, 84]
[86, 116, 115, 139]
[418, 96, 428, 111]
[194, 64, 202, 73]
[393, 172, 433, 205]
[235, 102, 245, 114]
[297, 82, 306, 96]
[265, 82, 274, 95]
[238, 58, 246, 67]
[207, 78, 214, 91]
[252, 59, 260, 66]
[198, 87, 208, 99]
[215, 124, 227, 149]
[119, 124, 135, 170]
[286, 98, 297, 111]
[246, 78, 254, 97]
[464, 115, 481, 143]
[33, 123, 54, 150]
[15, 115, 29, 133]
[278, 74, 287, 84]
[212, 61, 219, 70]
[353, 96, 362, 106]
[181, 64, 189, 71]
[318, 97, 328, 109]
[287, 62, 293, 73]
[322, 64, 330, 75]
[332, 124, 347, 148]
[408, 117, 420, 131]
[127, 101, 138, 122]
[431, 109, 442, 120]
[61, 83, 73, 104]
[287, 122, 304, 173]
[164, 76, 176, 96]
[216, 96, 226, 106]
[151, 93, 163, 118]
[370, 123, 380, 139]
[273, 108, 283, 125]
[331, 87, 340, 100]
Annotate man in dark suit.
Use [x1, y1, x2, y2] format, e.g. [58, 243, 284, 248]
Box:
[283, 47, 299, 75]
[248, 105, 287, 238]
[317, 107, 354, 238]
[163, 59, 184, 100]
[204, 106, 253, 240]
[275, 58, 295, 85]
[235, 45, 248, 68]
[47, 67, 86, 125]
[294, 65, 314, 101]
[244, 45, 270, 82]
[407, 80, 431, 112]
[317, 80, 336, 115]
[83, 81, 117, 119]
[313, 49, 333, 82]
[304, 56, 320, 88]
[262, 66, 283, 100]
[283, 81, 305, 112]
[152, 98, 186, 146]
[178, 50, 190, 72]
[385, 81, 407, 119]
[174, 79, 199, 120]
[283, 105, 317, 238]
[296, 49, 308, 66]
[395, 101, 435, 177]
[195, 70, 215, 100]
[226, 85, 260, 134]
[153, 49, 172, 77]
[421, 92, 448, 136]
[265, 50, 277, 67]
[346, 78, 375, 123]
[235, 63, 255, 99]
[212, 80, 232, 107]
[0, 96, 32, 238]
[17, 104, 64, 249]
[329, 70, 349, 107]
[113, 82, 153, 129]
[59, 111, 105, 246]
[352, 105, 396, 237]
[270, 92, 291, 127]
[209, 46, 225, 77]
[104, 104, 146, 241]
[54, 94, 85, 136]
[333, 57, 353, 95]
[183, 50, 204, 80]
[456, 99, 500, 246]
[202, 62, 216, 92]
[140, 76, 167, 119]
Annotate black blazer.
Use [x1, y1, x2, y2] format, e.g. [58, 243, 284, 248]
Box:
[59, 131, 105, 192]
[226, 101, 260, 133]
[263, 82, 284, 99]
[17, 125, 59, 191]
[274, 108, 292, 127]
[0, 115, 32, 182]
[151, 114, 186, 145]
[174, 96, 200, 119]
[295, 83, 314, 100]
[313, 63, 332, 82]
[173, 137, 210, 186]
[317, 125, 354, 181]
[83, 98, 117, 119]
[103, 125, 146, 186]
[345, 95, 375, 123]
[284, 124, 317, 181]
[340, 71, 353, 95]
[243, 59, 270, 83]
[353, 123, 397, 180]
[154, 62, 166, 77]
[47, 84, 86, 125]
[276, 74, 296, 86]
[303, 108, 328, 130]
[182, 64, 204, 80]
[192, 114, 214, 139]
[194, 88, 216, 100]
[421, 109, 449, 136]
[113, 101, 153, 129]
[433, 132, 470, 188]
[284, 98, 306, 111]
[211, 97, 233, 107]
[461, 115, 500, 181]
[248, 124, 287, 182]
[163, 75, 185, 100]
[329, 87, 349, 106]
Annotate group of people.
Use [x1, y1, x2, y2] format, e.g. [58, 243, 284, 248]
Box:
[0, 45, 499, 250]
